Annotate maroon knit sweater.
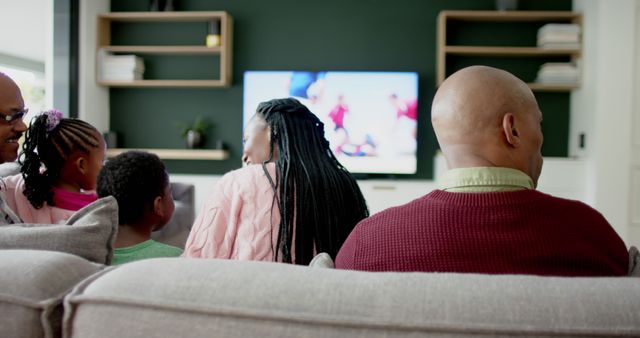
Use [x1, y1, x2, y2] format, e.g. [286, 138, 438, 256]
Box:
[336, 189, 628, 276]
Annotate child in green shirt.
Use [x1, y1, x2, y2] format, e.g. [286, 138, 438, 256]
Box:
[97, 151, 183, 265]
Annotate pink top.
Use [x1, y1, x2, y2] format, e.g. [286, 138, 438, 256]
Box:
[2, 174, 97, 224]
[396, 98, 418, 121]
[328, 103, 348, 127]
[183, 163, 282, 261]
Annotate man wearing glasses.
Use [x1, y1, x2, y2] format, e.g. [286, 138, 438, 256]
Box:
[0, 72, 28, 223]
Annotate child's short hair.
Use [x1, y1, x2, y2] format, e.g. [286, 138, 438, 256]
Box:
[20, 110, 100, 209]
[97, 151, 169, 225]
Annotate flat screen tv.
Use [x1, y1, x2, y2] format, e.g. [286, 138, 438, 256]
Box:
[243, 71, 419, 175]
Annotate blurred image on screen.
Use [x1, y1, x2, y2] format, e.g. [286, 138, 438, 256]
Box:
[243, 71, 419, 175]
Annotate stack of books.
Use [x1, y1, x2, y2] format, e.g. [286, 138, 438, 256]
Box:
[536, 62, 580, 85]
[537, 23, 581, 50]
[100, 54, 145, 81]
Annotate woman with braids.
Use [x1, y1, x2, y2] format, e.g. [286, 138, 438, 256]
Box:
[3, 109, 106, 223]
[184, 98, 369, 264]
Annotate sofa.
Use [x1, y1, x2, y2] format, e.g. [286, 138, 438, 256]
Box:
[2, 245, 639, 337]
[0, 167, 639, 337]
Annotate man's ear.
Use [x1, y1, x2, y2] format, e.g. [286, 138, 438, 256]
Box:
[502, 113, 520, 147]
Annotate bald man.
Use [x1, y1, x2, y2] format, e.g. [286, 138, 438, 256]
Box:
[0, 73, 28, 224]
[336, 66, 628, 276]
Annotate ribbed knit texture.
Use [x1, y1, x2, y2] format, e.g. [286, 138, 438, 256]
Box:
[336, 189, 628, 276]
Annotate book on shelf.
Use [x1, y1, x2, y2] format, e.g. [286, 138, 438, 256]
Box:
[535, 62, 580, 85]
[99, 51, 145, 82]
[537, 23, 581, 50]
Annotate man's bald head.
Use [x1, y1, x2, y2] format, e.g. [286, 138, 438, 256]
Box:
[0, 72, 20, 98]
[0, 72, 28, 163]
[431, 66, 544, 186]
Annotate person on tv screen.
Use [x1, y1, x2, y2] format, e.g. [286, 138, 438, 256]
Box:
[184, 97, 369, 265]
[336, 65, 628, 276]
[288, 71, 326, 104]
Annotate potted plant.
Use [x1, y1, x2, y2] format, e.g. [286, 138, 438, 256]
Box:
[177, 116, 210, 149]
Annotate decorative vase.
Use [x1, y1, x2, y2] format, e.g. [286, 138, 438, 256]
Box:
[186, 130, 203, 149]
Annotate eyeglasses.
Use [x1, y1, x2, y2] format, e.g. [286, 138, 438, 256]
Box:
[0, 108, 28, 124]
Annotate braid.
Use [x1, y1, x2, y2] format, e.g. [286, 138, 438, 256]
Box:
[257, 98, 369, 264]
[19, 114, 100, 209]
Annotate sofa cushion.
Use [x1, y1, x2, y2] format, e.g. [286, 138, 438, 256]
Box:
[64, 258, 640, 338]
[0, 196, 118, 265]
[630, 246, 640, 277]
[308, 252, 334, 268]
[0, 249, 105, 338]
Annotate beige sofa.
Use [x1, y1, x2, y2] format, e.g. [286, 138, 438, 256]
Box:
[0, 176, 638, 338]
[2, 247, 639, 338]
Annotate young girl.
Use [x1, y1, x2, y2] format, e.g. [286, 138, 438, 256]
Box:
[3, 109, 106, 223]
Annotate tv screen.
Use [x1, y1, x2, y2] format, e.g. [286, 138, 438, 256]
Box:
[243, 71, 419, 175]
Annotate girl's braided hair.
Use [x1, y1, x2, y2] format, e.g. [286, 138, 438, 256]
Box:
[19, 111, 100, 208]
[256, 98, 369, 264]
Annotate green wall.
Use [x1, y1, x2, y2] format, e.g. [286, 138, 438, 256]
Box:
[109, 0, 572, 178]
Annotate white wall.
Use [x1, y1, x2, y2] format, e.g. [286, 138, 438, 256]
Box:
[78, 0, 110, 132]
[573, 0, 638, 246]
[76, 1, 638, 246]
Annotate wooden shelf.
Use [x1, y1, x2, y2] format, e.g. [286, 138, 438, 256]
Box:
[444, 46, 580, 56]
[99, 11, 230, 21]
[97, 79, 227, 88]
[440, 10, 581, 22]
[101, 45, 222, 54]
[527, 83, 579, 92]
[436, 10, 582, 92]
[97, 11, 233, 87]
[107, 148, 229, 160]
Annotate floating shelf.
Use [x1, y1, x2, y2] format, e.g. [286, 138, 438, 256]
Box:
[97, 11, 233, 87]
[101, 45, 222, 54]
[440, 10, 581, 21]
[444, 46, 580, 57]
[527, 83, 579, 92]
[97, 79, 227, 88]
[99, 11, 230, 21]
[436, 10, 582, 92]
[107, 148, 229, 160]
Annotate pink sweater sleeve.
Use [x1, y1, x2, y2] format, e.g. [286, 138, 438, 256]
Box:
[2, 174, 78, 224]
[183, 164, 280, 261]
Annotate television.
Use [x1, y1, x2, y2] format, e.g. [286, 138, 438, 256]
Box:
[243, 71, 419, 175]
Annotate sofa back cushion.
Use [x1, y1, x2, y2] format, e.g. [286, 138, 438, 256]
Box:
[150, 182, 194, 249]
[308, 252, 334, 268]
[0, 196, 118, 265]
[0, 250, 105, 338]
[629, 246, 640, 277]
[64, 258, 640, 338]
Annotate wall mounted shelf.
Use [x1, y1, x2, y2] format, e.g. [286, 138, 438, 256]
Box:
[437, 10, 582, 92]
[97, 11, 233, 88]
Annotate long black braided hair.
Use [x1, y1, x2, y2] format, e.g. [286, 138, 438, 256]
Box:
[19, 111, 100, 209]
[255, 98, 369, 265]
